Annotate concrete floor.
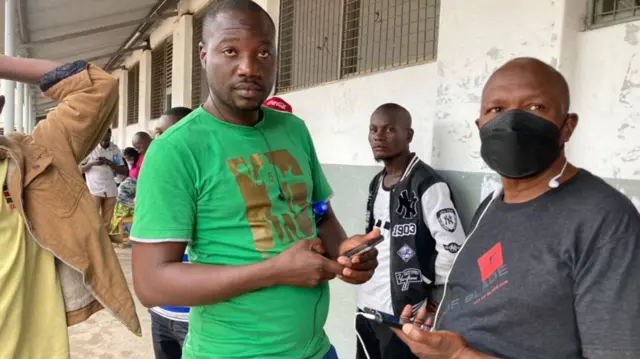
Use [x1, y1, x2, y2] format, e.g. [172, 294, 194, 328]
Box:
[68, 247, 155, 358]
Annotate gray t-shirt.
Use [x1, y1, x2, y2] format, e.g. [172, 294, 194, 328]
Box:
[435, 170, 640, 359]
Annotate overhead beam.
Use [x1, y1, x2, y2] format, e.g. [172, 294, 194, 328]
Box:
[22, 11, 178, 47]
[105, 0, 178, 71]
[84, 43, 150, 63]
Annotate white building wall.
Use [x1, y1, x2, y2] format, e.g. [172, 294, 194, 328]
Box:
[571, 23, 640, 179]
[282, 63, 438, 166]
[111, 0, 640, 357]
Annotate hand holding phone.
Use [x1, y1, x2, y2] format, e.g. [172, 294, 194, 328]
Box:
[361, 307, 411, 329]
[271, 238, 344, 288]
[342, 235, 384, 258]
[336, 229, 382, 285]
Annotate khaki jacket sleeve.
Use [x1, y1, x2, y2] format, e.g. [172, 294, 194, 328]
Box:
[32, 64, 118, 164]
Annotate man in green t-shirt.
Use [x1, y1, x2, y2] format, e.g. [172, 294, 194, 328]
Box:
[130, 1, 380, 358]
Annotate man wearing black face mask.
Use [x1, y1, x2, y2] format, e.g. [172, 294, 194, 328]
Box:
[391, 57, 640, 359]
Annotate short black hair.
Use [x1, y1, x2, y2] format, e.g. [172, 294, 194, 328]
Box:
[163, 106, 193, 119]
[133, 131, 152, 142]
[123, 147, 140, 164]
[373, 103, 412, 127]
[202, 0, 275, 40]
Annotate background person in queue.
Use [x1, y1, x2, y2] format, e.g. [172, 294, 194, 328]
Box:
[129, 131, 152, 180]
[154, 106, 193, 138]
[392, 57, 640, 359]
[81, 127, 128, 232]
[130, 1, 379, 358]
[357, 103, 466, 359]
[147, 106, 193, 359]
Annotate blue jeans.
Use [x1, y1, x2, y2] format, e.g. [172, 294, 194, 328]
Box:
[149, 310, 189, 359]
[324, 346, 339, 359]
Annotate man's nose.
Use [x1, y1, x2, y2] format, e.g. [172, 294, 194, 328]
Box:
[237, 55, 260, 77]
[372, 131, 386, 142]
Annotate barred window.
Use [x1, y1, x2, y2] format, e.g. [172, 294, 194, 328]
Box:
[192, 14, 209, 107]
[151, 37, 173, 119]
[276, 0, 440, 93]
[589, 0, 640, 26]
[127, 64, 139, 125]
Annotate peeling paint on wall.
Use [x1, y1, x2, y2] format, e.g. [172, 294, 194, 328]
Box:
[619, 54, 639, 104]
[625, 23, 640, 46]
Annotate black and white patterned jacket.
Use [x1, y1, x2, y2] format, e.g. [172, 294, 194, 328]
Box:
[365, 154, 466, 315]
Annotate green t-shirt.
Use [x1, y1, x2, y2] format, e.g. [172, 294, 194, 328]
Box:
[131, 107, 334, 359]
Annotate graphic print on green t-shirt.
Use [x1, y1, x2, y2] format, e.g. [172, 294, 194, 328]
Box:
[130, 107, 334, 359]
[227, 149, 315, 257]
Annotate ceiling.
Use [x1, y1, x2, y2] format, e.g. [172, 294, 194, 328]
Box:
[1, 0, 179, 117]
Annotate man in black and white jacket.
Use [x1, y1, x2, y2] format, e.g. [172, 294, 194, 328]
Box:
[356, 103, 466, 359]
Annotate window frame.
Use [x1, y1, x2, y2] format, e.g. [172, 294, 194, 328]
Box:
[275, 0, 440, 94]
[587, 0, 640, 29]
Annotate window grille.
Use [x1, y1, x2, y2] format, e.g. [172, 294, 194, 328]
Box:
[276, 0, 440, 93]
[342, 0, 439, 77]
[127, 64, 139, 125]
[277, 0, 343, 92]
[590, 0, 640, 26]
[151, 37, 173, 119]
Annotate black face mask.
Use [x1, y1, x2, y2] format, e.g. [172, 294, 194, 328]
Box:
[480, 110, 563, 179]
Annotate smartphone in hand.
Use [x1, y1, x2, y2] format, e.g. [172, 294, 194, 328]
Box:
[343, 235, 384, 258]
[361, 307, 410, 329]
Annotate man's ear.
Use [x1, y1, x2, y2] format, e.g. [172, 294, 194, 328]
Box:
[199, 41, 207, 69]
[562, 113, 579, 143]
[407, 128, 414, 144]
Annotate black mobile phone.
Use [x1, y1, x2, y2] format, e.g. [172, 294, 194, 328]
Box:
[362, 307, 408, 329]
[343, 235, 384, 258]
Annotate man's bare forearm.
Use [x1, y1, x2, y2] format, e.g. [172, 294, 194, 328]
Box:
[317, 206, 347, 259]
[0, 55, 62, 84]
[134, 258, 280, 308]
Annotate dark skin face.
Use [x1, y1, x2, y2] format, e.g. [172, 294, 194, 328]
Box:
[124, 155, 135, 167]
[477, 60, 578, 144]
[478, 59, 580, 202]
[154, 114, 179, 138]
[200, 9, 276, 125]
[132, 135, 151, 155]
[100, 129, 112, 149]
[368, 110, 414, 162]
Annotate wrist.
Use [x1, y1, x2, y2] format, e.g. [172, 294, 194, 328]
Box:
[318, 235, 341, 260]
[262, 255, 284, 287]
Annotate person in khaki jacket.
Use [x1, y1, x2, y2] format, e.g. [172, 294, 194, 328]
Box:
[0, 55, 140, 358]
